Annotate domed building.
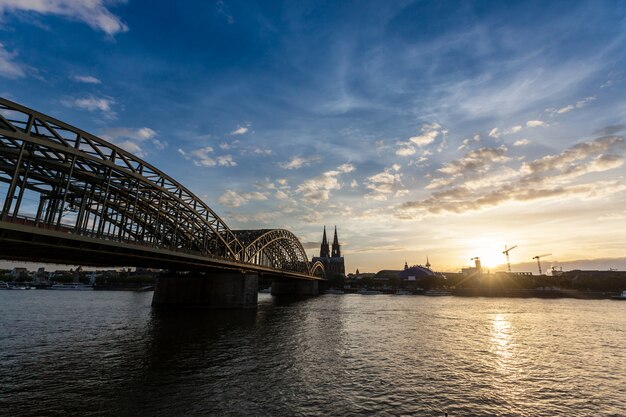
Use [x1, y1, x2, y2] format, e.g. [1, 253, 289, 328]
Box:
[398, 262, 436, 281]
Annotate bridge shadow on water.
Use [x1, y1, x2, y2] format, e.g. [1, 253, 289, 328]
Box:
[104, 295, 323, 417]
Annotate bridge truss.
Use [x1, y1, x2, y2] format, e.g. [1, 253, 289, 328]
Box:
[0, 97, 322, 277]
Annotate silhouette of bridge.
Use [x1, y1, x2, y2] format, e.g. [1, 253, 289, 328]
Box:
[0, 97, 324, 307]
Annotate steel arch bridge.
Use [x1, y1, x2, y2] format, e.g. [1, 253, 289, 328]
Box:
[0, 97, 323, 279]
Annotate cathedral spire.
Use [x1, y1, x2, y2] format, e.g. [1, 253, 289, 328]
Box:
[320, 226, 330, 258]
[331, 226, 341, 257]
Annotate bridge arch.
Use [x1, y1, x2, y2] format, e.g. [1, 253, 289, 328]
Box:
[310, 261, 325, 278]
[234, 229, 311, 274]
[0, 98, 243, 260]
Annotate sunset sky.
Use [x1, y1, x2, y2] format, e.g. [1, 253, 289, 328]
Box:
[1, 1, 625, 273]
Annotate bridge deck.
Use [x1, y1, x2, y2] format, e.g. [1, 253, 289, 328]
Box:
[0, 220, 321, 281]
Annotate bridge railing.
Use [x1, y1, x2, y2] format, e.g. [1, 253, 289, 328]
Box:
[1, 213, 318, 275]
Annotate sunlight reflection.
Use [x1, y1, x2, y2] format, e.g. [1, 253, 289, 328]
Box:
[490, 314, 512, 359]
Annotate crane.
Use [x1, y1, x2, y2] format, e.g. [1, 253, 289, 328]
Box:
[470, 257, 482, 273]
[502, 244, 517, 274]
[532, 253, 551, 275]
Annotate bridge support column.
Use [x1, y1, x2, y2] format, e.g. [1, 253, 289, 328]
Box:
[271, 279, 319, 296]
[152, 273, 258, 309]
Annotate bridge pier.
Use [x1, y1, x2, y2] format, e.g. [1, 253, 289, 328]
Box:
[271, 279, 319, 296]
[152, 272, 258, 309]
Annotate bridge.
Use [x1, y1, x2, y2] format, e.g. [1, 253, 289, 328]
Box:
[0, 97, 325, 308]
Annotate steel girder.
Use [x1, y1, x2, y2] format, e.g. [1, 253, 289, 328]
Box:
[310, 261, 325, 277]
[0, 98, 323, 275]
[234, 229, 313, 275]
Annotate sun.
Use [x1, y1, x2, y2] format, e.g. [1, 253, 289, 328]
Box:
[465, 240, 508, 270]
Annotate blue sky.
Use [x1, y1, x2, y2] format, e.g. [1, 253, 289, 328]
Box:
[1, 0, 625, 272]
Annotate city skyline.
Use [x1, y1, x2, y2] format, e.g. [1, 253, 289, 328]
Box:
[1, 1, 625, 273]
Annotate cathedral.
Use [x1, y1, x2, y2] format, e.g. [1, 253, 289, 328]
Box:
[312, 226, 345, 277]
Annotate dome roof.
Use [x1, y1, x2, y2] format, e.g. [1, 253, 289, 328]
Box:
[398, 265, 435, 279]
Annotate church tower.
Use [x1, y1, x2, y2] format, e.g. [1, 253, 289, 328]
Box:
[312, 225, 345, 277]
[320, 226, 330, 258]
[331, 226, 341, 257]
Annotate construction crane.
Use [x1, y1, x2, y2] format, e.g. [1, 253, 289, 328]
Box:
[532, 253, 551, 275]
[470, 257, 482, 273]
[502, 244, 517, 274]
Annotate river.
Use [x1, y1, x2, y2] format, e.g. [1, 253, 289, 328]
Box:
[1, 291, 624, 416]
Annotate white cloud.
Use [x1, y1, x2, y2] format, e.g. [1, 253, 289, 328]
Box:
[218, 190, 267, 208]
[437, 146, 510, 176]
[337, 163, 355, 173]
[275, 190, 289, 200]
[216, 155, 237, 167]
[61, 96, 116, 117]
[526, 120, 546, 128]
[0, 0, 128, 35]
[505, 125, 522, 135]
[231, 126, 248, 135]
[72, 75, 101, 84]
[556, 104, 575, 114]
[488, 128, 500, 139]
[399, 136, 625, 217]
[514, 138, 530, 146]
[364, 166, 406, 201]
[101, 127, 162, 158]
[550, 96, 596, 115]
[178, 146, 237, 167]
[280, 155, 318, 170]
[396, 146, 417, 156]
[253, 148, 272, 155]
[0, 42, 26, 79]
[396, 123, 446, 157]
[296, 164, 353, 204]
[458, 134, 481, 151]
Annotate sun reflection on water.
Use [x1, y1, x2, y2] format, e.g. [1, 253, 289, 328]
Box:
[491, 314, 512, 359]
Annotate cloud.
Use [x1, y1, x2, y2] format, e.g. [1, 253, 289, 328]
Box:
[504, 125, 522, 135]
[437, 146, 510, 176]
[489, 125, 524, 139]
[296, 164, 354, 204]
[61, 96, 116, 118]
[488, 128, 500, 139]
[252, 147, 272, 155]
[231, 126, 248, 135]
[457, 134, 481, 151]
[100, 127, 163, 158]
[364, 165, 406, 201]
[514, 139, 530, 146]
[526, 120, 546, 128]
[593, 124, 626, 136]
[549, 96, 596, 115]
[218, 190, 267, 208]
[280, 155, 319, 170]
[0, 0, 128, 36]
[396, 123, 446, 157]
[0, 42, 26, 79]
[396, 146, 416, 156]
[178, 146, 237, 167]
[399, 136, 625, 217]
[72, 75, 101, 84]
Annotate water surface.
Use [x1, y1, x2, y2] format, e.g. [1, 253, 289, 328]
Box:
[1, 291, 624, 416]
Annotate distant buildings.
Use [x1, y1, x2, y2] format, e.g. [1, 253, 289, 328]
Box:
[312, 226, 345, 277]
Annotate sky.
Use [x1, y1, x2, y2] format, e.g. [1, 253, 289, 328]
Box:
[1, 0, 625, 274]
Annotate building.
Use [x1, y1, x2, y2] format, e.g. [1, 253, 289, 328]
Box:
[312, 226, 345, 277]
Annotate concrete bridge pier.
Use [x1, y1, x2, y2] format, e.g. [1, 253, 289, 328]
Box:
[152, 272, 258, 309]
[271, 278, 320, 296]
